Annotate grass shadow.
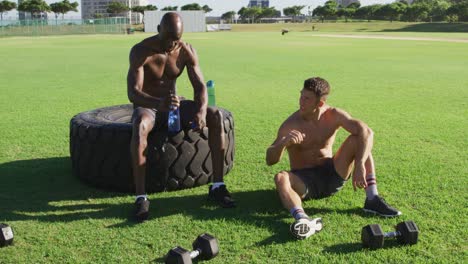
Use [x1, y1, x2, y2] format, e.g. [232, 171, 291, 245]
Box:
[323, 240, 411, 254]
[380, 22, 468, 33]
[323, 242, 362, 254]
[0, 157, 381, 246]
[0, 157, 128, 222]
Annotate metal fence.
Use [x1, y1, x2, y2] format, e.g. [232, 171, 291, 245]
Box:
[0, 17, 130, 37]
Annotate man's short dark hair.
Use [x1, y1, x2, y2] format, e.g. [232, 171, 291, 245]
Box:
[303, 77, 330, 100]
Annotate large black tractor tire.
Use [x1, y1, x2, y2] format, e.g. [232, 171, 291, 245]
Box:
[69, 104, 235, 193]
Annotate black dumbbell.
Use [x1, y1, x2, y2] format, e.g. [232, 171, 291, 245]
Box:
[362, 220, 419, 249]
[165, 233, 219, 264]
[1, 223, 14, 247]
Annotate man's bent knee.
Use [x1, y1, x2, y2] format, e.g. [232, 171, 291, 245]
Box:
[274, 171, 290, 188]
[132, 113, 154, 137]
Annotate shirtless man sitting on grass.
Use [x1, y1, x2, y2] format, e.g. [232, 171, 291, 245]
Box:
[266, 77, 401, 240]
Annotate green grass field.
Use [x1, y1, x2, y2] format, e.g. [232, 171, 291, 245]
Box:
[0, 28, 467, 263]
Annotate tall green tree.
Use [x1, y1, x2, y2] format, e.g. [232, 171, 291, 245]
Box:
[313, 1, 337, 22]
[221, 11, 236, 23]
[355, 4, 381, 21]
[347, 2, 361, 9]
[283, 5, 305, 22]
[237, 7, 247, 22]
[312, 5, 327, 22]
[0, 0, 17, 20]
[336, 7, 356, 22]
[132, 4, 157, 23]
[376, 2, 407, 22]
[17, 0, 50, 19]
[202, 5, 212, 13]
[132, 4, 157, 14]
[181, 3, 201, 11]
[106, 1, 129, 17]
[161, 6, 177, 11]
[50, 0, 78, 20]
[446, 1, 468, 21]
[260, 7, 280, 18]
[413, 0, 450, 21]
[337, 1, 360, 22]
[402, 3, 430, 21]
[244, 6, 261, 23]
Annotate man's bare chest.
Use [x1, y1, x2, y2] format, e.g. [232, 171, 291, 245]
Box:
[298, 123, 337, 148]
[144, 53, 185, 79]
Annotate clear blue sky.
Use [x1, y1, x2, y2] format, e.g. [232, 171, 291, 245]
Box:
[4, 0, 394, 19]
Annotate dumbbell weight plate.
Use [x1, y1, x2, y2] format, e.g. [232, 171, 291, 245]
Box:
[0, 223, 14, 247]
[396, 221, 419, 245]
[166, 246, 192, 264]
[192, 233, 219, 260]
[361, 224, 385, 249]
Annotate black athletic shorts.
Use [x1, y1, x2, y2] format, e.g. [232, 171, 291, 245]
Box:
[291, 158, 346, 200]
[132, 100, 198, 130]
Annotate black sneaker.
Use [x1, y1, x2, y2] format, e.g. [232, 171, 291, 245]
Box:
[290, 217, 323, 240]
[134, 197, 150, 222]
[363, 195, 402, 217]
[208, 185, 236, 208]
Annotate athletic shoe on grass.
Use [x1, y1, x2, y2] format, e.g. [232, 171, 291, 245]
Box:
[290, 217, 323, 240]
[135, 197, 150, 222]
[208, 185, 236, 208]
[363, 195, 402, 217]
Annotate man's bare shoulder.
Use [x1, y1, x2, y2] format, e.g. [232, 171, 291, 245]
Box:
[130, 36, 158, 57]
[322, 105, 354, 127]
[279, 111, 300, 131]
[179, 41, 198, 64]
[324, 106, 350, 118]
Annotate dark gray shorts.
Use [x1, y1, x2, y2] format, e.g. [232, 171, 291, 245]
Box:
[291, 158, 346, 200]
[132, 100, 198, 130]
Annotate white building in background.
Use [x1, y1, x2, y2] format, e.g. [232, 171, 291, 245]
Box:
[145, 11, 206, 33]
[81, 0, 148, 23]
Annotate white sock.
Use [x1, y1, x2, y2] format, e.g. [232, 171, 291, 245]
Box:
[290, 207, 308, 220]
[211, 182, 225, 190]
[135, 194, 148, 201]
[365, 174, 378, 199]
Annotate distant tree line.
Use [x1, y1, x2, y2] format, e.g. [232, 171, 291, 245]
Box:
[221, 0, 467, 24]
[313, 0, 468, 23]
[1, 1, 214, 21]
[2, 0, 466, 23]
[0, 0, 16, 20]
[220, 5, 306, 23]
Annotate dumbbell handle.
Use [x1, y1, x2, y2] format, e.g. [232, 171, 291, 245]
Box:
[189, 249, 201, 259]
[384, 231, 401, 238]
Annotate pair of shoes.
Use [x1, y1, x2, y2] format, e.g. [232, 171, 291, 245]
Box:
[290, 217, 323, 240]
[363, 195, 402, 217]
[208, 185, 236, 208]
[134, 197, 150, 222]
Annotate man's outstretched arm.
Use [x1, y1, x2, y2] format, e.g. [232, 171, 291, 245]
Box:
[266, 127, 305, 166]
[185, 43, 208, 128]
[335, 108, 374, 189]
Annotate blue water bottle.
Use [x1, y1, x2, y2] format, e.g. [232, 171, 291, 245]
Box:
[168, 106, 180, 134]
[207, 80, 216, 106]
